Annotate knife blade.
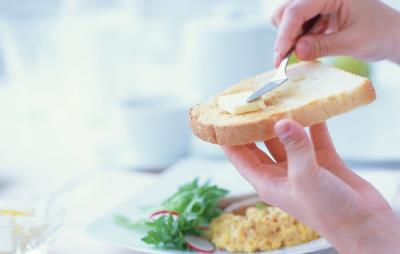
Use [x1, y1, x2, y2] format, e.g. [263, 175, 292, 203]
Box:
[246, 78, 288, 102]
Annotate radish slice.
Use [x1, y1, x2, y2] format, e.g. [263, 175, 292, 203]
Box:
[185, 235, 215, 253]
[224, 196, 264, 213]
[148, 210, 179, 220]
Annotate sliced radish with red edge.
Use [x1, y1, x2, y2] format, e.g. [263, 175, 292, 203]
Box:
[185, 235, 215, 253]
[148, 210, 179, 220]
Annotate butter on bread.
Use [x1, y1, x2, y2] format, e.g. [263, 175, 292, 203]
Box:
[218, 91, 264, 115]
[189, 61, 376, 145]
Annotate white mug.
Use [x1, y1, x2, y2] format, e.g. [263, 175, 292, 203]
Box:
[121, 96, 190, 170]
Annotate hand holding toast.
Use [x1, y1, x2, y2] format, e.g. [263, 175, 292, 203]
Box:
[190, 2, 400, 249]
[222, 120, 400, 253]
[272, 0, 400, 66]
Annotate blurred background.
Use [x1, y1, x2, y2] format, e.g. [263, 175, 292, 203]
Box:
[0, 0, 400, 201]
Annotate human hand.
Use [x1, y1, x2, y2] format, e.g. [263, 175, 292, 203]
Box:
[271, 0, 400, 66]
[222, 119, 400, 253]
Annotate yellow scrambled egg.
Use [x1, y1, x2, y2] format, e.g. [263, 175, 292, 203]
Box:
[209, 206, 319, 252]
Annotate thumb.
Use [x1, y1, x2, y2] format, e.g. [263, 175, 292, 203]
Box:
[294, 32, 347, 60]
[274, 119, 319, 180]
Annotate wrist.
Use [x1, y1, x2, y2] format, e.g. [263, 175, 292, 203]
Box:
[327, 211, 400, 254]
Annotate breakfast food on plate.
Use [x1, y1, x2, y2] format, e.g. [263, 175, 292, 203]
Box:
[209, 206, 319, 252]
[190, 61, 376, 145]
[115, 179, 228, 251]
[116, 180, 322, 253]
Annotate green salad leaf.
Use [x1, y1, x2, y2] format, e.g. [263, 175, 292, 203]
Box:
[115, 179, 228, 250]
[163, 179, 229, 224]
[142, 215, 196, 249]
[114, 214, 148, 231]
[254, 202, 268, 209]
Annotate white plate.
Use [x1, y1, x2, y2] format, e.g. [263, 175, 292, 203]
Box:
[87, 158, 400, 254]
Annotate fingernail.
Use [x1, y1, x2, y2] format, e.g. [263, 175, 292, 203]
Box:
[275, 121, 291, 142]
[296, 40, 310, 59]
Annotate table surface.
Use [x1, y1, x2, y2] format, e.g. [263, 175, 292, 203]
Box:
[1, 166, 158, 254]
[2, 158, 400, 254]
[52, 169, 158, 254]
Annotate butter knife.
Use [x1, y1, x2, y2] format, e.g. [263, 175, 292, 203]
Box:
[247, 14, 321, 102]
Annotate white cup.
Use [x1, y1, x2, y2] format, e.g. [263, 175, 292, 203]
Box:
[121, 96, 190, 170]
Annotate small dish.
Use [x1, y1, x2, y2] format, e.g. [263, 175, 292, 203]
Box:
[0, 200, 65, 254]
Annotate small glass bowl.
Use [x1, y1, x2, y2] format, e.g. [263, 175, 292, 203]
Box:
[0, 200, 65, 254]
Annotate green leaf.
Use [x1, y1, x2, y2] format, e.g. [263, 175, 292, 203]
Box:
[254, 202, 268, 209]
[142, 215, 187, 249]
[116, 179, 229, 250]
[114, 214, 148, 231]
[162, 179, 228, 224]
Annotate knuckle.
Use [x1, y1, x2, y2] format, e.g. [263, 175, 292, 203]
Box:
[319, 39, 330, 55]
[310, 40, 318, 57]
[311, 38, 329, 57]
[286, 136, 310, 153]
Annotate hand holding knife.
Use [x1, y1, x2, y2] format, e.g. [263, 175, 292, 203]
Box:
[247, 15, 321, 102]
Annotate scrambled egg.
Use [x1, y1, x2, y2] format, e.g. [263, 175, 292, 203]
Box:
[209, 206, 319, 252]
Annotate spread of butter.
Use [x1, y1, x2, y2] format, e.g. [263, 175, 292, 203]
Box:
[218, 74, 307, 115]
[289, 74, 306, 83]
[218, 91, 264, 115]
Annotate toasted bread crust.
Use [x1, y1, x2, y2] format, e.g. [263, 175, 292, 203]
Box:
[189, 69, 375, 146]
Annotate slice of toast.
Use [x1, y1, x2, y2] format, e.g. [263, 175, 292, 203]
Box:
[189, 61, 375, 145]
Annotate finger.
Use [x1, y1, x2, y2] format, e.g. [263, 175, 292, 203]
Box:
[264, 138, 286, 162]
[221, 145, 284, 183]
[309, 122, 347, 170]
[274, 0, 340, 66]
[274, 119, 319, 180]
[308, 123, 376, 192]
[309, 122, 336, 153]
[221, 145, 287, 202]
[221, 145, 260, 171]
[294, 31, 350, 60]
[309, 15, 330, 34]
[274, 0, 324, 66]
[245, 144, 274, 164]
[326, 13, 339, 33]
[271, 0, 293, 27]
